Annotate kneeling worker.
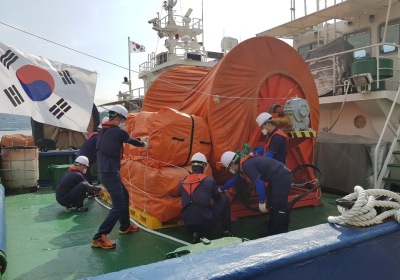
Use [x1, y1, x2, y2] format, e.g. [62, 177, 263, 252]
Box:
[179, 152, 232, 242]
[56, 156, 106, 212]
[220, 152, 292, 236]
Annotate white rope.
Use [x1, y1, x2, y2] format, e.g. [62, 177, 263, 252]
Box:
[95, 197, 191, 246]
[328, 186, 400, 227]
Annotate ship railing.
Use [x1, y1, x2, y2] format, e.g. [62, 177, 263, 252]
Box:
[117, 88, 145, 101]
[139, 47, 206, 76]
[304, 42, 400, 95]
[157, 14, 202, 30]
[290, 0, 345, 21]
[374, 83, 400, 189]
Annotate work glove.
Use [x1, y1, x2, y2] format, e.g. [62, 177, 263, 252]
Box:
[249, 152, 253, 156]
[259, 202, 267, 212]
[140, 136, 149, 142]
[98, 184, 107, 194]
[143, 141, 149, 149]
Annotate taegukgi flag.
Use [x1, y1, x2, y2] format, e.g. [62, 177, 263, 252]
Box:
[0, 41, 97, 132]
[129, 40, 145, 53]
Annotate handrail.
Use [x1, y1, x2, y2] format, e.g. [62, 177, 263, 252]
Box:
[374, 83, 400, 189]
[305, 42, 400, 94]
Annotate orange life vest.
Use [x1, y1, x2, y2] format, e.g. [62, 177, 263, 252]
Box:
[181, 173, 208, 195]
[263, 129, 288, 156]
[87, 132, 98, 140]
[239, 154, 260, 183]
[68, 166, 80, 172]
[180, 173, 209, 213]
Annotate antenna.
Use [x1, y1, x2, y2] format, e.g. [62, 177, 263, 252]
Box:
[185, 8, 193, 17]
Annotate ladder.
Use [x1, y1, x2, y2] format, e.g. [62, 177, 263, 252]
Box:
[375, 84, 400, 189]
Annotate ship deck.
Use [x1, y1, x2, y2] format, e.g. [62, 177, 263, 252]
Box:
[3, 186, 342, 280]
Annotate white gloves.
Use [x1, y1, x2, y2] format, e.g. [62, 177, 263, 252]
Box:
[249, 152, 253, 156]
[259, 202, 267, 212]
[140, 136, 149, 142]
[143, 141, 149, 149]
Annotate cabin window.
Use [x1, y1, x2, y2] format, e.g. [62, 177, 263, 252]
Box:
[354, 115, 366, 129]
[344, 29, 371, 59]
[379, 21, 399, 53]
[298, 41, 324, 55]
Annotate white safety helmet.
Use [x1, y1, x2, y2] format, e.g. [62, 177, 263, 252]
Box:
[109, 104, 128, 120]
[256, 112, 272, 128]
[98, 117, 109, 128]
[221, 151, 237, 169]
[191, 152, 207, 166]
[74, 156, 89, 167]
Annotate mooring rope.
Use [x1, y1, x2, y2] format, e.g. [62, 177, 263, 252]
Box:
[328, 185, 400, 226]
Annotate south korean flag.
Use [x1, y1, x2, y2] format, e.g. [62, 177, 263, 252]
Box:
[0, 41, 97, 132]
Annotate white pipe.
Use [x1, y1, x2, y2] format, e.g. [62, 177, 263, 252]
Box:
[374, 84, 400, 189]
[95, 197, 191, 246]
[379, 0, 393, 88]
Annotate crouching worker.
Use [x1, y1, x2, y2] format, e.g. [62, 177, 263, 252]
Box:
[220, 151, 292, 236]
[179, 152, 232, 243]
[56, 156, 106, 212]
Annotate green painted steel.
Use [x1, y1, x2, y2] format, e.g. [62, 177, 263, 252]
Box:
[3, 187, 341, 280]
[351, 58, 393, 78]
[38, 153, 75, 182]
[48, 164, 71, 190]
[3, 187, 182, 280]
[351, 58, 393, 91]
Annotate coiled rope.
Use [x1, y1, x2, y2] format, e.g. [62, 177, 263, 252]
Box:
[328, 186, 400, 226]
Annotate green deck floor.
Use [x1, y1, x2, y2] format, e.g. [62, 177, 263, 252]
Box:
[3, 187, 342, 280]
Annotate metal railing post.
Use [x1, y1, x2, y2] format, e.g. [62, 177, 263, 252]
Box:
[374, 84, 400, 188]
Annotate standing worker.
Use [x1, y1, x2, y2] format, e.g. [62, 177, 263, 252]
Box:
[179, 153, 232, 243]
[56, 156, 106, 212]
[77, 117, 109, 198]
[91, 105, 148, 250]
[220, 151, 292, 236]
[251, 112, 288, 165]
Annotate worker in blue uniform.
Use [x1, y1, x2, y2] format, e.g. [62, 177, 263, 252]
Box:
[179, 152, 232, 243]
[251, 112, 288, 165]
[77, 117, 108, 198]
[91, 105, 148, 250]
[221, 151, 292, 236]
[56, 156, 106, 212]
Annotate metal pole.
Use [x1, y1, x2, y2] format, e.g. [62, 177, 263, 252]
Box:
[382, 0, 392, 44]
[304, 0, 307, 16]
[379, 0, 392, 89]
[128, 37, 132, 99]
[317, 0, 319, 12]
[202, 0, 205, 61]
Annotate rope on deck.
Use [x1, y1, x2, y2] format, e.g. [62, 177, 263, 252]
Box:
[328, 186, 400, 226]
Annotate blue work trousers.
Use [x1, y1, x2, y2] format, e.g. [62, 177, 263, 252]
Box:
[185, 195, 231, 233]
[267, 170, 293, 236]
[57, 182, 87, 208]
[93, 172, 130, 240]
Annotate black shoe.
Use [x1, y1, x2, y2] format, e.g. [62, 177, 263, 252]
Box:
[222, 230, 233, 237]
[193, 232, 200, 244]
[71, 207, 88, 212]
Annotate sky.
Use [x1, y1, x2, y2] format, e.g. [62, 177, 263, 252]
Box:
[0, 0, 327, 111]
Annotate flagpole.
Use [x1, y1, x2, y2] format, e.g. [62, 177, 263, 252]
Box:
[202, 0, 205, 59]
[128, 37, 132, 99]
